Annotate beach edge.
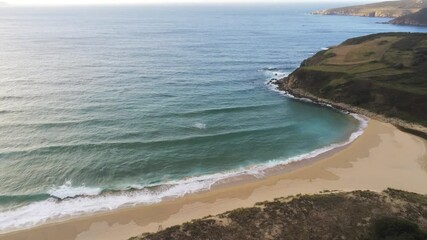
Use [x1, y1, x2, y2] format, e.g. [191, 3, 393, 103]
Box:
[1, 118, 426, 240]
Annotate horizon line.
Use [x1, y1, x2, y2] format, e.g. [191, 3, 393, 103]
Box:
[1, 0, 382, 7]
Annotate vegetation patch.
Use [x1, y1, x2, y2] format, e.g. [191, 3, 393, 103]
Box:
[367, 217, 427, 240]
[133, 189, 427, 240]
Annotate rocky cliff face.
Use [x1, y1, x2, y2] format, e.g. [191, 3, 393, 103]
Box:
[313, 9, 411, 18]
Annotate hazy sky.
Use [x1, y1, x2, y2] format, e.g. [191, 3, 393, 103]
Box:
[3, 0, 383, 6]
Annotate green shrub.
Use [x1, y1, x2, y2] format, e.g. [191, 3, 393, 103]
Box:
[324, 52, 337, 58]
[367, 217, 427, 240]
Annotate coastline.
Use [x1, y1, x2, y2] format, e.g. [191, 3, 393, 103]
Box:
[0, 86, 368, 235]
[274, 78, 427, 136]
[1, 118, 426, 240]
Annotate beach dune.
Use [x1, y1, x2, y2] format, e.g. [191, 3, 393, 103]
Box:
[1, 119, 426, 240]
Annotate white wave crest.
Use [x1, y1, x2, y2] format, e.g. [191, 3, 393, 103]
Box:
[194, 123, 206, 129]
[48, 181, 102, 199]
[0, 179, 214, 232]
[260, 67, 289, 80]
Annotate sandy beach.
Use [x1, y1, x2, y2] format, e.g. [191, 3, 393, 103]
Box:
[1, 119, 426, 240]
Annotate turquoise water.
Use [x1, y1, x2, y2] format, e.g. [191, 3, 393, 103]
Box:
[0, 3, 426, 231]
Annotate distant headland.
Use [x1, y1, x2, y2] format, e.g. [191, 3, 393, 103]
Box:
[312, 0, 427, 26]
[391, 7, 427, 25]
[312, 0, 426, 18]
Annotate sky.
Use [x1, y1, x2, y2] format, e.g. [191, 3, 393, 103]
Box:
[2, 0, 384, 6]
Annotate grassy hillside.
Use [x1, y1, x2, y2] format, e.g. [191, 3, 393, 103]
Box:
[279, 32, 427, 127]
[312, 0, 427, 18]
[391, 7, 427, 25]
[131, 189, 427, 240]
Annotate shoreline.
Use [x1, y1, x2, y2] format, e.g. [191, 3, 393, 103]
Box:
[0, 89, 368, 235]
[1, 118, 426, 240]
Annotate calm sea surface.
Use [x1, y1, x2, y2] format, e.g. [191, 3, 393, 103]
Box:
[0, 3, 426, 231]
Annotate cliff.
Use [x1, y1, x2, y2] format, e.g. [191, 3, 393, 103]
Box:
[312, 0, 427, 18]
[277, 32, 427, 132]
[390, 7, 427, 25]
[131, 189, 427, 240]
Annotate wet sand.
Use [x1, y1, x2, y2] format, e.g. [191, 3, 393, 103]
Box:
[2, 119, 427, 240]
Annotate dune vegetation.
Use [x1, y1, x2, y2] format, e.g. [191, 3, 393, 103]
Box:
[131, 189, 427, 240]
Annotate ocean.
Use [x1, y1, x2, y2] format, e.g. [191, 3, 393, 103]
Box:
[0, 3, 426, 232]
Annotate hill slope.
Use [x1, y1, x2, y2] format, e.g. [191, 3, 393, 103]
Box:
[132, 189, 427, 240]
[276, 32, 427, 130]
[390, 7, 427, 25]
[312, 0, 427, 18]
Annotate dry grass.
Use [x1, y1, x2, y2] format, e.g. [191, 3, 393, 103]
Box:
[325, 36, 399, 65]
